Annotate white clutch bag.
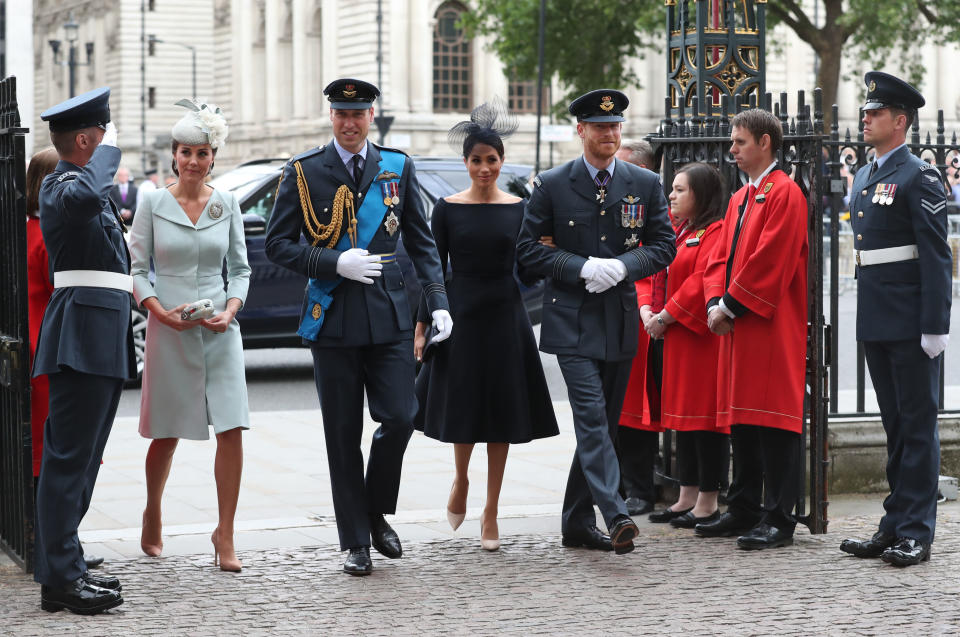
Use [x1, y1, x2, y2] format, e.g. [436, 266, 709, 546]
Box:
[181, 299, 216, 321]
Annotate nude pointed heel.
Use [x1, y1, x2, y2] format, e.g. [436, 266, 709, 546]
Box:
[447, 509, 466, 531]
[480, 511, 500, 552]
[141, 510, 163, 557]
[211, 529, 242, 572]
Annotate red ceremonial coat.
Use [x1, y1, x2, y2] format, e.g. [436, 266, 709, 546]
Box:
[702, 168, 808, 433]
[660, 219, 728, 433]
[619, 276, 664, 432]
[27, 216, 53, 476]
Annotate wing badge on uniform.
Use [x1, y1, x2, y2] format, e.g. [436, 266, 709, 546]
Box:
[376, 171, 400, 181]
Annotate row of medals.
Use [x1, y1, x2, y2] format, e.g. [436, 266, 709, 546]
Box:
[872, 183, 897, 206]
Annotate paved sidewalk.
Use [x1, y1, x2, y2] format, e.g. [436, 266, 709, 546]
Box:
[4, 404, 960, 634]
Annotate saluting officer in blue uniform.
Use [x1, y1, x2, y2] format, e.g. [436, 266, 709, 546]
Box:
[33, 87, 135, 613]
[265, 79, 451, 576]
[840, 72, 952, 566]
[517, 90, 676, 554]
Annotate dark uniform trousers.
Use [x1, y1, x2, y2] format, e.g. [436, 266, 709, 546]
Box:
[34, 369, 123, 586]
[864, 340, 940, 544]
[559, 355, 632, 533]
[725, 424, 801, 532]
[311, 341, 417, 550]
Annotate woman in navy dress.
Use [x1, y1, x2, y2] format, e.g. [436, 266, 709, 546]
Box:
[414, 101, 558, 550]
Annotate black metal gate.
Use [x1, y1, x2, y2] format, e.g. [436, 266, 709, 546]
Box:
[647, 89, 830, 534]
[0, 75, 34, 571]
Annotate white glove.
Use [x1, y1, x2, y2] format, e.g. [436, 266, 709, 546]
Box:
[921, 333, 949, 359]
[580, 257, 617, 291]
[596, 258, 627, 284]
[100, 122, 118, 148]
[335, 248, 382, 284]
[431, 309, 453, 343]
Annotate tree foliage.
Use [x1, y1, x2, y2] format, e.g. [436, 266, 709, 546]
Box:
[462, 0, 960, 122]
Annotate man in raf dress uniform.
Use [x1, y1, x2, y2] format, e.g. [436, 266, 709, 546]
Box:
[517, 90, 675, 554]
[696, 109, 809, 551]
[265, 79, 452, 576]
[839, 72, 951, 567]
[33, 87, 135, 614]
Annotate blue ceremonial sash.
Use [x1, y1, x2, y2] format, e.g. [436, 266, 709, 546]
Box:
[297, 150, 406, 341]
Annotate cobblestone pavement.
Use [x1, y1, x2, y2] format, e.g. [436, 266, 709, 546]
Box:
[3, 514, 960, 636]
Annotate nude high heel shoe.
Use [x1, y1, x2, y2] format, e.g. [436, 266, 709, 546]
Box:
[447, 480, 467, 531]
[211, 528, 242, 572]
[480, 511, 500, 552]
[141, 510, 163, 557]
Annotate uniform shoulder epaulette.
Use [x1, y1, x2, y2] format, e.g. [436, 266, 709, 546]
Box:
[56, 170, 80, 183]
[371, 142, 410, 157]
[291, 145, 325, 163]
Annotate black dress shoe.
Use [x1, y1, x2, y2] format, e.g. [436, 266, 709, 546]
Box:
[881, 538, 931, 566]
[83, 554, 104, 569]
[41, 578, 123, 615]
[369, 513, 402, 559]
[82, 571, 122, 591]
[839, 530, 897, 558]
[561, 525, 613, 551]
[609, 515, 639, 555]
[343, 547, 373, 576]
[625, 497, 654, 516]
[694, 511, 756, 538]
[648, 506, 693, 523]
[736, 523, 794, 550]
[670, 509, 720, 529]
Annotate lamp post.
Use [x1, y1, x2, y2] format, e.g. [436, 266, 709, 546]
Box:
[148, 35, 197, 98]
[48, 13, 94, 98]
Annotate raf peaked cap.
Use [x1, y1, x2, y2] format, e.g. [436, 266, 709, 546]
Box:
[568, 89, 628, 123]
[40, 86, 111, 133]
[324, 78, 380, 109]
[863, 71, 925, 111]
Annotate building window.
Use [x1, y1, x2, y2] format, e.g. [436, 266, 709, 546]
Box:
[508, 76, 548, 115]
[432, 2, 471, 113]
[148, 0, 156, 11]
[148, 87, 156, 109]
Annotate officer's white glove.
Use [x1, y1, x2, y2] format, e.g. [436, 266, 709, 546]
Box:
[921, 333, 949, 359]
[335, 248, 382, 284]
[580, 257, 617, 293]
[100, 122, 118, 148]
[431, 309, 453, 343]
[596, 258, 627, 284]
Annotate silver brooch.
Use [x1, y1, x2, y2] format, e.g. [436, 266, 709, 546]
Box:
[209, 201, 223, 219]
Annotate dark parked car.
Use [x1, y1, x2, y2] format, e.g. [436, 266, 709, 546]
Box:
[129, 156, 541, 379]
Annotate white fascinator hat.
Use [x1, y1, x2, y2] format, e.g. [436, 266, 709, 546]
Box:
[171, 98, 229, 148]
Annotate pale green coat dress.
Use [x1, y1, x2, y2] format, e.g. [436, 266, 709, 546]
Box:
[130, 187, 251, 440]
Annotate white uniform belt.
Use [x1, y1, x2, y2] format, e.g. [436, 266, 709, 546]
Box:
[54, 270, 133, 293]
[855, 244, 919, 267]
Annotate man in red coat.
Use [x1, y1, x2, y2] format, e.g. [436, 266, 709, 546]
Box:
[695, 109, 809, 550]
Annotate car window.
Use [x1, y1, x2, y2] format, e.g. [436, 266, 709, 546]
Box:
[242, 179, 279, 223]
[426, 169, 530, 199]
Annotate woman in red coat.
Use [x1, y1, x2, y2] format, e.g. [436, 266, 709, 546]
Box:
[645, 163, 729, 528]
[25, 148, 59, 479]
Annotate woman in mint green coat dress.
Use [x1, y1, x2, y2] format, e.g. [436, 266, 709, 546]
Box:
[129, 99, 250, 571]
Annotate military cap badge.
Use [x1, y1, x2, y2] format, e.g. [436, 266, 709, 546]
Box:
[599, 96, 615, 112]
[343, 84, 357, 98]
[869, 80, 877, 92]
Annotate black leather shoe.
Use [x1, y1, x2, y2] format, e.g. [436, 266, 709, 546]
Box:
[609, 515, 639, 554]
[343, 547, 373, 576]
[625, 497, 654, 516]
[881, 538, 931, 566]
[839, 531, 897, 558]
[40, 578, 123, 615]
[561, 525, 613, 551]
[694, 511, 756, 538]
[369, 513, 402, 559]
[736, 523, 794, 550]
[83, 554, 104, 569]
[81, 571, 121, 591]
[648, 506, 693, 523]
[670, 509, 720, 529]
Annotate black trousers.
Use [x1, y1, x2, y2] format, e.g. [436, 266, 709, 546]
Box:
[864, 339, 940, 545]
[676, 430, 729, 492]
[34, 369, 122, 586]
[559, 355, 632, 533]
[311, 340, 416, 551]
[725, 424, 801, 532]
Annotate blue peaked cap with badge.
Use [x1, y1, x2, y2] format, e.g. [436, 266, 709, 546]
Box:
[568, 89, 628, 123]
[324, 78, 380, 110]
[863, 71, 925, 112]
[40, 86, 111, 132]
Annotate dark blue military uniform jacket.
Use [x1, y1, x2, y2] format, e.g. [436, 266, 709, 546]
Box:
[265, 140, 448, 347]
[849, 145, 952, 341]
[517, 157, 676, 361]
[33, 145, 136, 380]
